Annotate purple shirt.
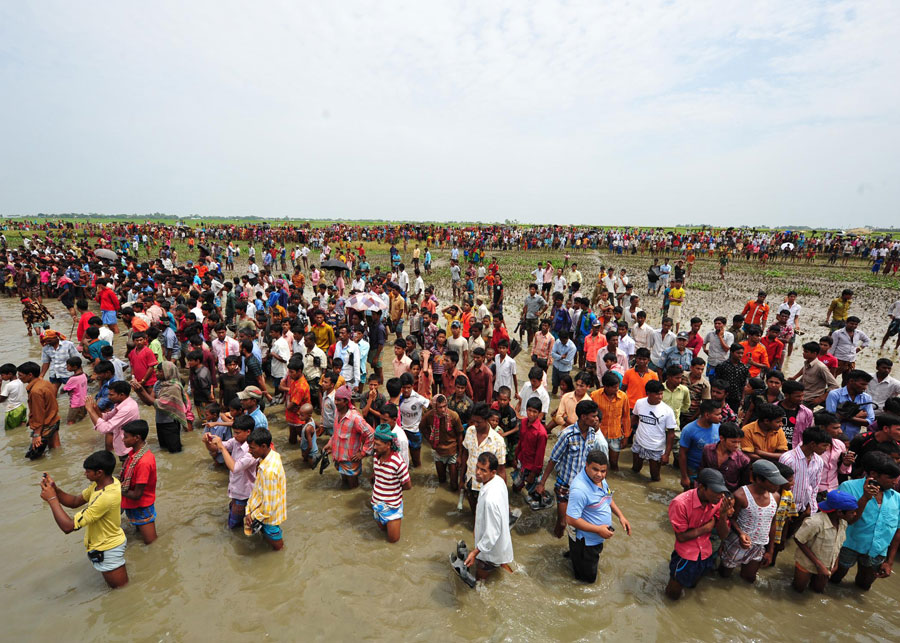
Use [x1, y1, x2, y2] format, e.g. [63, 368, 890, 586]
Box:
[700, 442, 750, 493]
[223, 438, 257, 500]
[94, 397, 140, 457]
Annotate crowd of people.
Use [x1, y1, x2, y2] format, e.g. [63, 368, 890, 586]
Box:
[1, 221, 900, 599]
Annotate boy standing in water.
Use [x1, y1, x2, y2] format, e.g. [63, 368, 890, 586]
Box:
[245, 428, 287, 550]
[792, 490, 857, 593]
[39, 450, 129, 588]
[62, 356, 88, 425]
[120, 420, 158, 545]
[209, 415, 258, 529]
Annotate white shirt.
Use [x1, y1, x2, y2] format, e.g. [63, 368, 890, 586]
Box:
[98, 326, 115, 346]
[632, 398, 677, 452]
[474, 474, 514, 565]
[632, 322, 654, 350]
[351, 278, 366, 292]
[269, 337, 291, 379]
[619, 334, 636, 359]
[868, 374, 900, 408]
[829, 328, 870, 362]
[552, 276, 567, 293]
[517, 382, 550, 416]
[414, 276, 425, 296]
[650, 329, 676, 365]
[777, 302, 802, 327]
[392, 425, 410, 468]
[334, 340, 361, 386]
[398, 271, 410, 292]
[399, 390, 430, 433]
[494, 354, 517, 392]
[1, 378, 27, 411]
[888, 300, 900, 319]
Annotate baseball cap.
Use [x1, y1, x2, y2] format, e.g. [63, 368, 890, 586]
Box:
[237, 386, 263, 400]
[817, 490, 858, 512]
[591, 319, 602, 327]
[676, 331, 690, 340]
[697, 468, 728, 494]
[334, 384, 354, 400]
[751, 459, 788, 486]
[451, 320, 461, 328]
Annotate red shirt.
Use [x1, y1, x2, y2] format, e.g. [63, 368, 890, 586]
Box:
[760, 336, 784, 366]
[97, 287, 120, 312]
[120, 449, 157, 509]
[515, 418, 548, 471]
[130, 346, 158, 386]
[819, 353, 839, 370]
[686, 332, 703, 357]
[668, 488, 722, 561]
[76, 311, 93, 342]
[490, 326, 510, 352]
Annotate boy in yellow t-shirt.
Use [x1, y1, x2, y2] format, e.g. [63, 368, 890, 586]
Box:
[668, 278, 686, 333]
[39, 450, 129, 588]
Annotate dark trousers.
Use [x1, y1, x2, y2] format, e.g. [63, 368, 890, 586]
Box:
[569, 536, 603, 583]
[157, 421, 182, 453]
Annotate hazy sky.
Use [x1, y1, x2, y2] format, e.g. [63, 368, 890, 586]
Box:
[2, 1, 898, 227]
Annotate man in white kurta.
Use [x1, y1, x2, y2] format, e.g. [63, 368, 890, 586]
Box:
[465, 452, 514, 580]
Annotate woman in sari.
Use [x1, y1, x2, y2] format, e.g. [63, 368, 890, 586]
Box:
[132, 361, 189, 453]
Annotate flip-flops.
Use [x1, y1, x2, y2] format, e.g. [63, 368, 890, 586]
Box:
[528, 490, 554, 511]
[318, 453, 330, 474]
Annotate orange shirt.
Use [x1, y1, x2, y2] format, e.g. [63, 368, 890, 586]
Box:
[622, 368, 659, 408]
[583, 333, 608, 365]
[741, 300, 769, 327]
[740, 340, 770, 378]
[590, 389, 631, 440]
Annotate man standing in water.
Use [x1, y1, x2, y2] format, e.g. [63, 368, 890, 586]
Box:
[18, 361, 61, 460]
[462, 452, 514, 582]
[323, 385, 374, 488]
[665, 468, 734, 600]
[371, 424, 411, 543]
[39, 450, 129, 588]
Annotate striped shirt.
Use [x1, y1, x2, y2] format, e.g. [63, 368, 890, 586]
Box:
[41, 340, 80, 380]
[549, 425, 607, 489]
[372, 452, 410, 508]
[248, 449, 287, 526]
[778, 447, 824, 514]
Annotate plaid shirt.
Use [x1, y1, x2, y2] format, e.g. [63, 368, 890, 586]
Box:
[328, 408, 375, 463]
[248, 450, 287, 526]
[41, 340, 80, 379]
[549, 425, 605, 488]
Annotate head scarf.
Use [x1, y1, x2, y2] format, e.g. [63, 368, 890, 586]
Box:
[374, 423, 398, 451]
[40, 329, 65, 345]
[153, 361, 189, 427]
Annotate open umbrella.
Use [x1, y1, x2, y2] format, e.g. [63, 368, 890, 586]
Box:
[94, 248, 118, 260]
[780, 242, 795, 251]
[320, 258, 349, 272]
[345, 291, 388, 312]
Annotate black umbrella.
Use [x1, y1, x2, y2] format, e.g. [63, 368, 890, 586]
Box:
[198, 244, 211, 257]
[321, 258, 349, 272]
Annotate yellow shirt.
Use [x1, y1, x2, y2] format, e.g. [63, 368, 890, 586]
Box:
[74, 479, 127, 552]
[248, 450, 287, 526]
[669, 287, 685, 306]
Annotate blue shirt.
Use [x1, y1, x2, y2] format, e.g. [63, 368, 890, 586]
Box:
[839, 478, 900, 558]
[95, 376, 119, 412]
[250, 407, 268, 429]
[660, 346, 693, 373]
[825, 387, 875, 440]
[549, 425, 607, 488]
[679, 421, 721, 471]
[551, 340, 577, 372]
[566, 469, 613, 546]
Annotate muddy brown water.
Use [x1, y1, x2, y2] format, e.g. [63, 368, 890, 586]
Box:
[1, 269, 899, 642]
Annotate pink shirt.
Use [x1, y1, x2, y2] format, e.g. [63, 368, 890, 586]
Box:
[62, 373, 88, 407]
[94, 397, 140, 457]
[668, 488, 722, 560]
[222, 438, 257, 500]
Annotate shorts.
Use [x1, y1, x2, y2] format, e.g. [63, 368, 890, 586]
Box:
[5, 405, 27, 430]
[228, 498, 248, 529]
[525, 318, 539, 333]
[101, 310, 118, 325]
[631, 444, 664, 461]
[261, 523, 283, 540]
[670, 305, 683, 324]
[838, 546, 885, 569]
[67, 405, 87, 424]
[887, 318, 900, 338]
[554, 483, 570, 503]
[372, 500, 403, 525]
[404, 429, 423, 450]
[719, 531, 766, 568]
[49, 376, 70, 386]
[125, 503, 156, 526]
[607, 437, 623, 452]
[434, 453, 458, 465]
[669, 550, 715, 588]
[88, 541, 127, 573]
[336, 460, 362, 476]
[393, 319, 404, 335]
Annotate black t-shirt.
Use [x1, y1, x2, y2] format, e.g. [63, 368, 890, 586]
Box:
[220, 373, 246, 407]
[494, 403, 519, 443]
[448, 394, 474, 425]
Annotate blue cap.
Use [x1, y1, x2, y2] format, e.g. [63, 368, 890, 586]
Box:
[817, 490, 858, 512]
